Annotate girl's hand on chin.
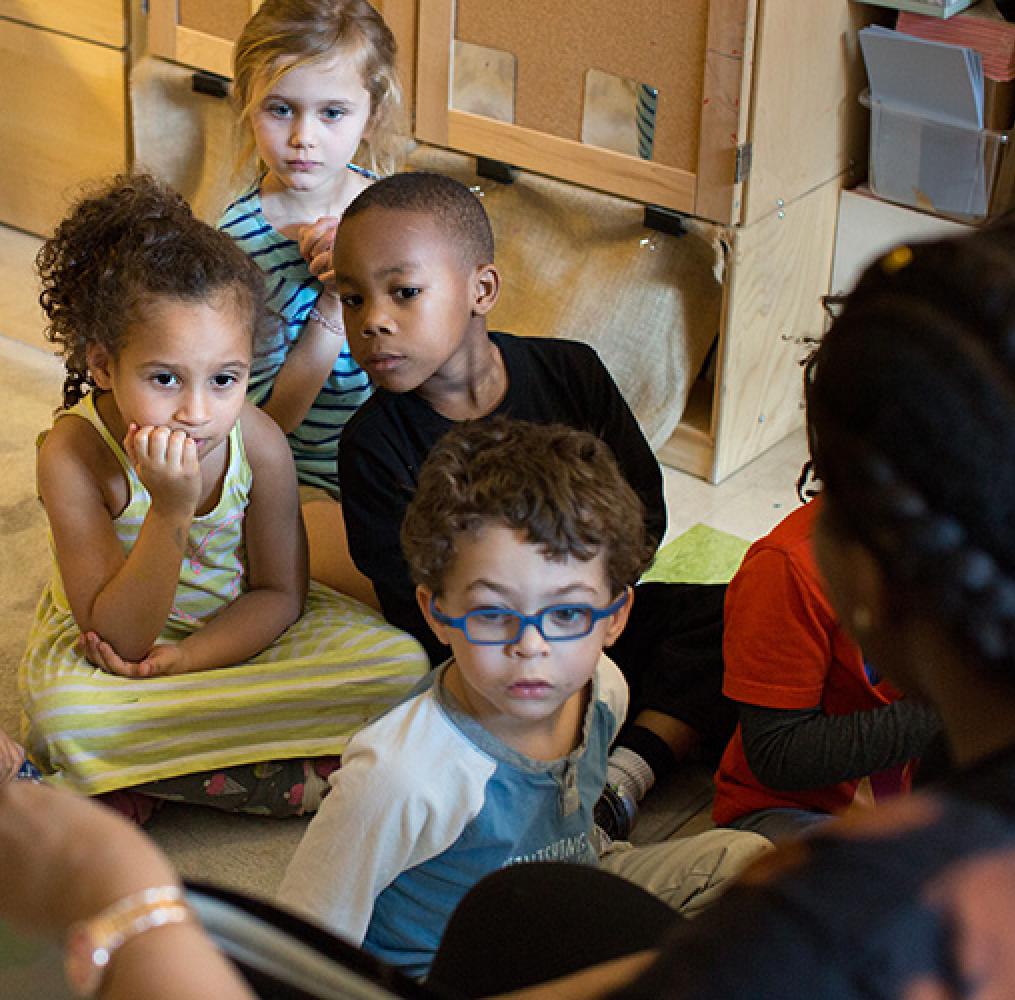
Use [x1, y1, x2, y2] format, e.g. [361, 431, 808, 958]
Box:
[125, 423, 202, 516]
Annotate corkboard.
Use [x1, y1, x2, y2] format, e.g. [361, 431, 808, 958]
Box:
[178, 0, 253, 43]
[455, 0, 709, 173]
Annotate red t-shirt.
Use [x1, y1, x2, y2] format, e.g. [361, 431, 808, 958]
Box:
[712, 500, 904, 825]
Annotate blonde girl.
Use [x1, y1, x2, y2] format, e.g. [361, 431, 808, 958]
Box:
[220, 0, 404, 605]
[20, 174, 426, 819]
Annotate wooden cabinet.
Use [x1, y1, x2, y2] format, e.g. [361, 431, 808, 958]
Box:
[144, 0, 883, 482]
[147, 0, 415, 90]
[0, 1, 128, 237]
[412, 0, 882, 481]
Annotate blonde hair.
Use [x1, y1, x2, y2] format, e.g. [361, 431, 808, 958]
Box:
[232, 0, 404, 180]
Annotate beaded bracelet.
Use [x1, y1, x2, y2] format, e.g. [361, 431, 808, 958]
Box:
[308, 306, 344, 336]
[65, 885, 191, 997]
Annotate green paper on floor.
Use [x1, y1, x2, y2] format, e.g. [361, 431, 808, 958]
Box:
[641, 524, 750, 586]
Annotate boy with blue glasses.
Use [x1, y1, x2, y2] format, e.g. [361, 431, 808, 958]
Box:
[278, 418, 770, 979]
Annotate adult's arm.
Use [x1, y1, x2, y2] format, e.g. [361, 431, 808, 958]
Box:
[0, 783, 253, 1000]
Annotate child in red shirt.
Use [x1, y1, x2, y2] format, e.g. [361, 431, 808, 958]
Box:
[712, 499, 941, 841]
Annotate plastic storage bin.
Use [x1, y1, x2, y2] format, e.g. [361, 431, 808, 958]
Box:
[860, 89, 1013, 223]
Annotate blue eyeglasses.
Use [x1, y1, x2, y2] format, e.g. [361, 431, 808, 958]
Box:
[429, 592, 628, 646]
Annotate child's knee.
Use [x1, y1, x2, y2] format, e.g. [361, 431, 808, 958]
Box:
[600, 828, 773, 917]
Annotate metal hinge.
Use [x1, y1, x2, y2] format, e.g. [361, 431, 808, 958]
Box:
[734, 142, 753, 183]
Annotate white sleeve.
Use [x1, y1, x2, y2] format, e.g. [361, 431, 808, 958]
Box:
[597, 653, 629, 743]
[276, 697, 494, 946]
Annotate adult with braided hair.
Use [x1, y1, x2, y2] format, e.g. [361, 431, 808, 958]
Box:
[424, 222, 1015, 999]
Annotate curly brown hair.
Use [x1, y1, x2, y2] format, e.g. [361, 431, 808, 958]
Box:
[232, 0, 404, 180]
[402, 418, 655, 598]
[37, 173, 270, 409]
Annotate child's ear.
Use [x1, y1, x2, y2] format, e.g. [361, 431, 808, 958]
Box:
[470, 263, 500, 317]
[602, 586, 634, 648]
[417, 585, 451, 644]
[86, 344, 114, 390]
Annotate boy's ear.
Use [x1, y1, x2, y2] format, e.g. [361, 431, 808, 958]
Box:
[602, 586, 634, 648]
[86, 344, 114, 390]
[470, 263, 500, 317]
[417, 585, 451, 644]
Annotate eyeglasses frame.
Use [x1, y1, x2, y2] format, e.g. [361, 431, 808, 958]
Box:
[428, 591, 629, 646]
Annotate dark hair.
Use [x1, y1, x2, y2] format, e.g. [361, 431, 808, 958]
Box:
[232, 0, 403, 177]
[37, 173, 269, 409]
[402, 417, 654, 597]
[805, 223, 1015, 674]
[342, 171, 495, 268]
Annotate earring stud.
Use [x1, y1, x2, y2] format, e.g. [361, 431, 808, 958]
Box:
[852, 606, 873, 633]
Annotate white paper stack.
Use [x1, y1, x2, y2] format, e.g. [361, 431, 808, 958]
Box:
[860, 25, 995, 218]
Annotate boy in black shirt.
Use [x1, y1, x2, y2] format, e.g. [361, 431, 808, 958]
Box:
[335, 172, 736, 836]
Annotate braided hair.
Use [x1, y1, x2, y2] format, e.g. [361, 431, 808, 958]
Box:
[804, 223, 1015, 676]
[37, 173, 270, 410]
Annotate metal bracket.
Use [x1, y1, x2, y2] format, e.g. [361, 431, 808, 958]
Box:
[734, 142, 753, 183]
[191, 71, 230, 99]
[642, 204, 689, 238]
[476, 157, 518, 184]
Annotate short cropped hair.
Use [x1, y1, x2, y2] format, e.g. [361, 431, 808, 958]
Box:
[342, 171, 494, 268]
[402, 417, 654, 597]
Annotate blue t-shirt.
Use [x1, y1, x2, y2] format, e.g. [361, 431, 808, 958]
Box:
[277, 655, 628, 978]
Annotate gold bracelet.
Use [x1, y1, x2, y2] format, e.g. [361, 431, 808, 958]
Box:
[65, 885, 192, 997]
[308, 305, 344, 336]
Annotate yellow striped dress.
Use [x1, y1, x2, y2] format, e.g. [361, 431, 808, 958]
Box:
[19, 394, 428, 796]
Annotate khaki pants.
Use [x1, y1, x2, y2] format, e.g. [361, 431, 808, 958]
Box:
[599, 827, 773, 918]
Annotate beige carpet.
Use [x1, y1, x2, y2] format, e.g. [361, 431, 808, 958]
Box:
[0, 339, 58, 748]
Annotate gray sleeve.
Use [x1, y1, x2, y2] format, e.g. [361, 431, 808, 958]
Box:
[738, 699, 943, 792]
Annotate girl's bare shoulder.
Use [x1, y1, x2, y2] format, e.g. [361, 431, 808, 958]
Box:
[238, 402, 291, 465]
[37, 408, 125, 514]
[38, 409, 117, 476]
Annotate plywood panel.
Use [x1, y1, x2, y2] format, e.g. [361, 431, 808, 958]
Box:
[712, 179, 840, 481]
[694, 0, 756, 224]
[378, 0, 418, 127]
[415, 0, 452, 143]
[0, 18, 127, 236]
[416, 0, 719, 215]
[455, 0, 708, 174]
[742, 0, 887, 224]
[147, 0, 258, 75]
[0, 0, 125, 48]
[147, 0, 416, 109]
[178, 0, 253, 41]
[446, 110, 697, 213]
